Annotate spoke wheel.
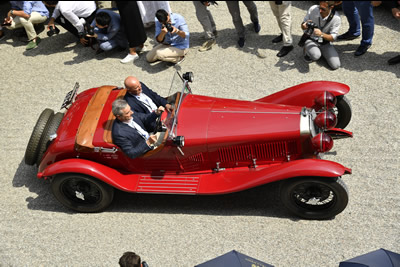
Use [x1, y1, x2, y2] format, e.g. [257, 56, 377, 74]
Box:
[52, 174, 114, 213]
[280, 177, 349, 220]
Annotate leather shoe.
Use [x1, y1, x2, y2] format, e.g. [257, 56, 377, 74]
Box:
[355, 44, 371, 56]
[388, 55, 400, 65]
[338, 32, 360, 41]
[277, 45, 293, 57]
[272, 34, 283, 43]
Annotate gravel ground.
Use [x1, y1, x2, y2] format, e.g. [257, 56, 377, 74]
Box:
[0, 1, 399, 267]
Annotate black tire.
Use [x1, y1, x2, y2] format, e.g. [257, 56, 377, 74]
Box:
[51, 173, 114, 213]
[280, 177, 349, 220]
[36, 112, 64, 166]
[24, 109, 54, 165]
[334, 95, 352, 129]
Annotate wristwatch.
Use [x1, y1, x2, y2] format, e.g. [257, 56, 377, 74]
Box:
[320, 33, 324, 39]
[10, 10, 14, 16]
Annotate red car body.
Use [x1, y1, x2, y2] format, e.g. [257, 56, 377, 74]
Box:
[26, 72, 353, 219]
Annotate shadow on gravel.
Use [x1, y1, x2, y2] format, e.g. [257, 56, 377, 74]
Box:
[12, 159, 299, 220]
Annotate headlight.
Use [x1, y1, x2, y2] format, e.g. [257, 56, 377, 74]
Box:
[311, 133, 333, 153]
[314, 91, 337, 110]
[314, 110, 337, 130]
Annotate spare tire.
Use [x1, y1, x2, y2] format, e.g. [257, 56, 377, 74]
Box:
[36, 112, 64, 166]
[24, 109, 54, 165]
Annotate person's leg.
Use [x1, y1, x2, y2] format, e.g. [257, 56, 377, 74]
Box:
[146, 44, 165, 63]
[243, 1, 259, 25]
[341, 1, 361, 36]
[304, 39, 321, 61]
[153, 46, 187, 64]
[354, 1, 374, 46]
[19, 12, 47, 41]
[55, 15, 79, 37]
[278, 3, 292, 47]
[320, 43, 341, 70]
[99, 39, 118, 51]
[6, 16, 23, 30]
[226, 1, 245, 38]
[193, 1, 215, 40]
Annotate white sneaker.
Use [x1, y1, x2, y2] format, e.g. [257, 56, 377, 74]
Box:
[120, 53, 139, 64]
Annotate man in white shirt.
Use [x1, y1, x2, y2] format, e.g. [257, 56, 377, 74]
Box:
[45, 1, 96, 45]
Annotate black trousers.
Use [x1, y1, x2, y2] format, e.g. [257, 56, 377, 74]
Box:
[55, 10, 96, 38]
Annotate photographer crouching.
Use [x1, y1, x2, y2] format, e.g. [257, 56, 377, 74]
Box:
[300, 1, 341, 70]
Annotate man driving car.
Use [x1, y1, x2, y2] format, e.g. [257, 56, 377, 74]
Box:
[112, 99, 164, 159]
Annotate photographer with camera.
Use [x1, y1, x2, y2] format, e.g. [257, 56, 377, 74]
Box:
[146, 9, 189, 64]
[44, 1, 96, 46]
[301, 1, 341, 70]
[88, 9, 128, 54]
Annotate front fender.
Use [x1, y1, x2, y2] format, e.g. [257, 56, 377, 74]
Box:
[37, 159, 139, 191]
[198, 159, 352, 194]
[255, 81, 350, 108]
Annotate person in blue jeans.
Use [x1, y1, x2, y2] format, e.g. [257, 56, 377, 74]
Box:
[337, 1, 374, 56]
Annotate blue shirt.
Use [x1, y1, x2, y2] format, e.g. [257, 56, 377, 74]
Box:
[155, 13, 189, 50]
[91, 9, 126, 42]
[10, 1, 49, 18]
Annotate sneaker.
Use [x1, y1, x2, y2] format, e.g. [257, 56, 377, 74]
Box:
[120, 53, 139, 63]
[354, 44, 371, 56]
[238, 37, 245, 48]
[272, 34, 283, 43]
[337, 32, 360, 41]
[199, 39, 216, 52]
[26, 37, 41, 50]
[253, 22, 261, 33]
[303, 54, 312, 63]
[277, 45, 293, 57]
[176, 56, 185, 65]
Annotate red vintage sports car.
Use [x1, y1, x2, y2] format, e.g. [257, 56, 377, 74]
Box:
[25, 71, 353, 219]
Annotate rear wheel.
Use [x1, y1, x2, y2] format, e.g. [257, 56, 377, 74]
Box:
[280, 177, 349, 220]
[24, 109, 54, 165]
[333, 95, 352, 129]
[51, 173, 114, 213]
[36, 112, 64, 165]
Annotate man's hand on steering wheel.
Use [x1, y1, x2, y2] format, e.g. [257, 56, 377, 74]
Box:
[165, 103, 173, 112]
[156, 106, 165, 115]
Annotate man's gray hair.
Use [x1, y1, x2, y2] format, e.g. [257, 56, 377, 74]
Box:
[112, 99, 128, 117]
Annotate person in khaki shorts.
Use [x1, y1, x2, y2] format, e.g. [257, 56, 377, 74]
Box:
[146, 9, 189, 65]
[3, 1, 49, 50]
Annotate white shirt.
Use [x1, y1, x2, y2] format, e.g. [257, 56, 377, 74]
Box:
[124, 118, 150, 140]
[52, 1, 96, 33]
[135, 93, 158, 112]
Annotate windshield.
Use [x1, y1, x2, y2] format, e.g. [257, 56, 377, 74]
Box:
[168, 71, 192, 138]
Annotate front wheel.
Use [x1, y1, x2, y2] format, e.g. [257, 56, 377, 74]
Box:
[280, 177, 349, 220]
[51, 173, 114, 213]
[333, 95, 352, 129]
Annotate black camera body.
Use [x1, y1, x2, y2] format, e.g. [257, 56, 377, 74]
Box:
[298, 21, 317, 47]
[164, 23, 174, 33]
[47, 25, 60, 37]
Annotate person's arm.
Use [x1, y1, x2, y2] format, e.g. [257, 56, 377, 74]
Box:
[8, 9, 30, 19]
[113, 133, 152, 159]
[142, 83, 168, 108]
[156, 22, 168, 43]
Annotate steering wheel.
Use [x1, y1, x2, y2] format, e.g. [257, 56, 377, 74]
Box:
[153, 110, 164, 134]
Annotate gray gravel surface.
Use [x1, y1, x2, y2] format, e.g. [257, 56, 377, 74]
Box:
[0, 1, 399, 266]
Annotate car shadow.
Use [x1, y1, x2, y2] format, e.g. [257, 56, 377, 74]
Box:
[13, 159, 301, 220]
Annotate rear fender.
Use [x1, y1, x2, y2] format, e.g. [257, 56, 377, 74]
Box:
[255, 81, 350, 108]
[198, 159, 352, 194]
[37, 159, 138, 191]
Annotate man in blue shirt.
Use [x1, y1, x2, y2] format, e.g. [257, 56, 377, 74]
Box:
[89, 9, 128, 53]
[146, 9, 189, 64]
[3, 1, 49, 50]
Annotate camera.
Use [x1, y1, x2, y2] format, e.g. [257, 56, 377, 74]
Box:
[47, 25, 60, 37]
[163, 23, 174, 33]
[86, 26, 94, 36]
[298, 21, 317, 47]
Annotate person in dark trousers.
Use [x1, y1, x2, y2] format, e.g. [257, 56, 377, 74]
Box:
[117, 1, 147, 63]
